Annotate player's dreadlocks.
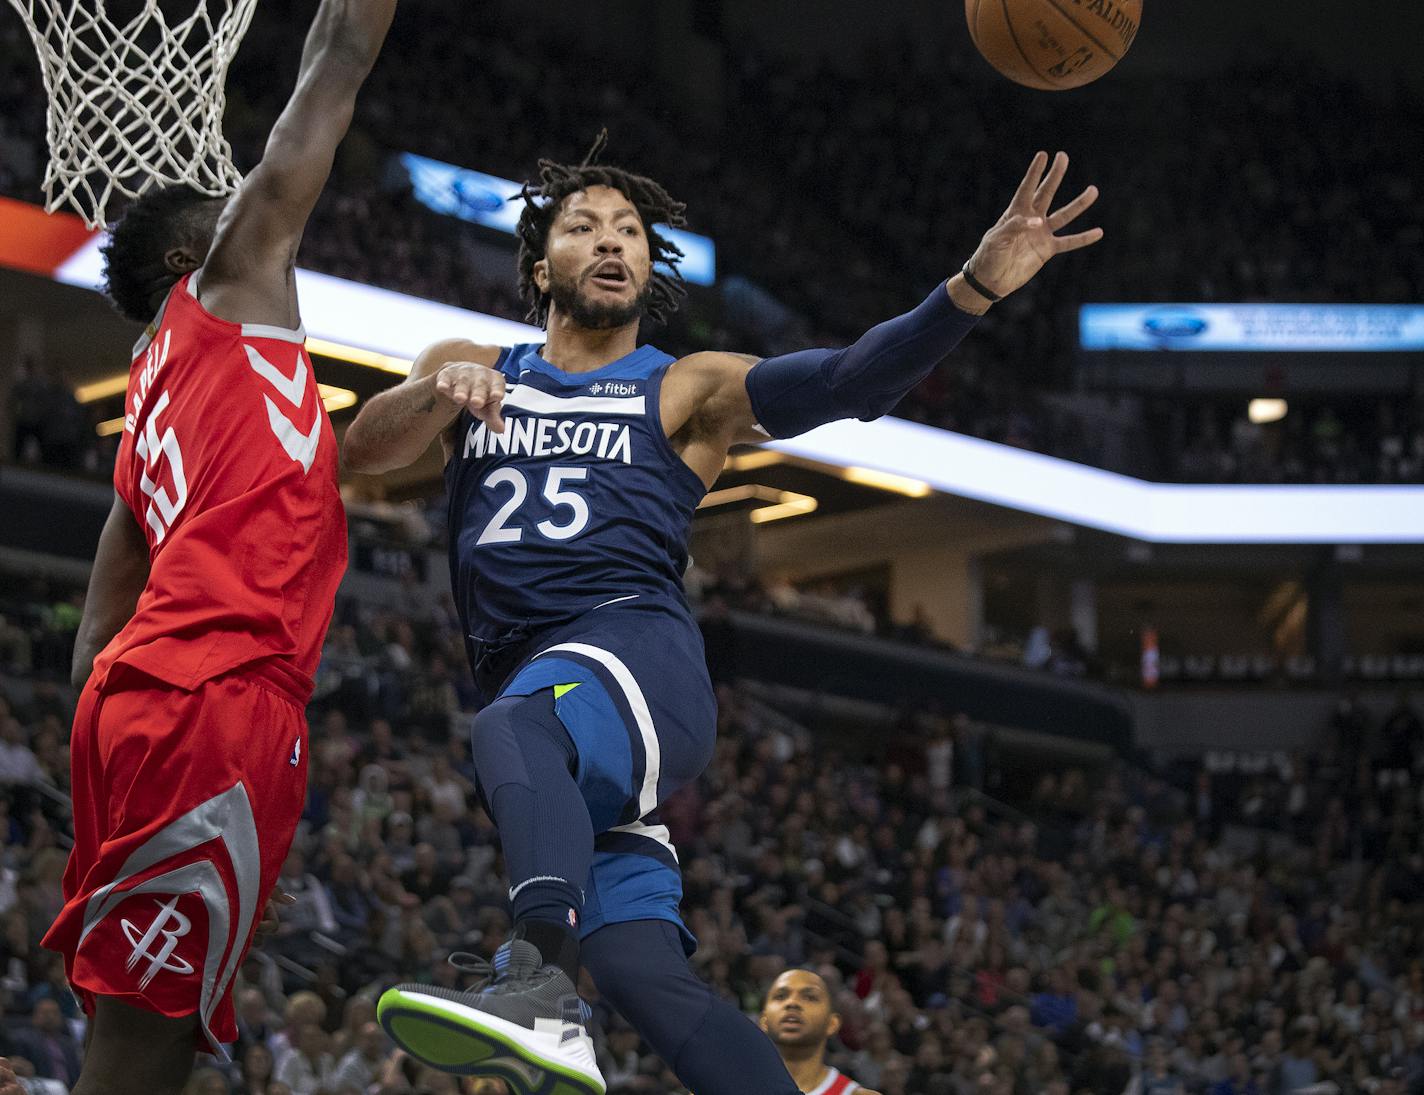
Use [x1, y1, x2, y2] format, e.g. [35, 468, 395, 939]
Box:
[101, 185, 217, 323]
[516, 131, 688, 328]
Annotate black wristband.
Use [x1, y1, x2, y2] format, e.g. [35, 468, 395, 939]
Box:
[961, 262, 1002, 304]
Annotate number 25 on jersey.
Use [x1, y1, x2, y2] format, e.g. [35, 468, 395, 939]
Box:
[477, 466, 591, 545]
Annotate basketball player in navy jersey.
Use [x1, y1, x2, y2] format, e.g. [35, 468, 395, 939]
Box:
[761, 970, 879, 1095]
[346, 145, 1100, 1093]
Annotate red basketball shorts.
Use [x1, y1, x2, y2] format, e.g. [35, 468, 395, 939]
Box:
[42, 659, 310, 1053]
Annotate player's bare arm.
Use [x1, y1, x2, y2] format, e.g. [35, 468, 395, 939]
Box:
[197, 0, 399, 329]
[70, 498, 151, 690]
[343, 339, 505, 473]
[665, 151, 1101, 478]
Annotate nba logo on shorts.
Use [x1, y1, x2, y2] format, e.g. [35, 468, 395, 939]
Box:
[121, 895, 195, 989]
[568, 908, 579, 929]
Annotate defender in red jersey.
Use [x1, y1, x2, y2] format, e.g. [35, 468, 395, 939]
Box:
[761, 970, 882, 1095]
[40, 3, 397, 1092]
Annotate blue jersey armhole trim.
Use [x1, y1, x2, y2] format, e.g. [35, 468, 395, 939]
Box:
[645, 361, 712, 501]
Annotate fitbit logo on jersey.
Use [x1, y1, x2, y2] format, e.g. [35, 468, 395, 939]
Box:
[587, 381, 641, 397]
[464, 418, 634, 464]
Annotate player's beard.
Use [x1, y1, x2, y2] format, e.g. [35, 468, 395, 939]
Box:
[549, 264, 651, 331]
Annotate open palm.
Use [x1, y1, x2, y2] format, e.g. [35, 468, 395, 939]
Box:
[964, 151, 1102, 299]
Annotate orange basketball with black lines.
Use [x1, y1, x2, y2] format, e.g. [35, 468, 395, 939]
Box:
[966, 0, 1143, 90]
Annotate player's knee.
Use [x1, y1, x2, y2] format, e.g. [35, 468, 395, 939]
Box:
[469, 696, 534, 792]
[584, 920, 700, 1002]
[470, 690, 575, 792]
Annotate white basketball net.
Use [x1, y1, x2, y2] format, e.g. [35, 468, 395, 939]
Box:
[6, 0, 259, 227]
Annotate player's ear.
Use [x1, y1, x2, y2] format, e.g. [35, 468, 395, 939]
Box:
[533, 258, 550, 294]
[164, 245, 202, 276]
[759, 1013, 770, 1034]
[827, 1011, 841, 1040]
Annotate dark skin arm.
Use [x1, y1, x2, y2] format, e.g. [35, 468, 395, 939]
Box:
[196, 0, 398, 328]
[71, 498, 151, 690]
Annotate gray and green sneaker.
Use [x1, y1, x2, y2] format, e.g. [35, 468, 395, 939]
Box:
[377, 940, 605, 1095]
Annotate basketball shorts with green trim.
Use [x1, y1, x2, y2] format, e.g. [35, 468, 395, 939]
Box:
[493, 601, 715, 954]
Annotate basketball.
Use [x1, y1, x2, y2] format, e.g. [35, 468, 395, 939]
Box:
[966, 0, 1143, 90]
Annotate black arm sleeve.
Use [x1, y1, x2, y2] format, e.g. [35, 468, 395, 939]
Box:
[744, 282, 981, 439]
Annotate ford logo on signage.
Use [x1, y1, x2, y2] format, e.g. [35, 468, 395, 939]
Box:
[452, 179, 505, 215]
[1142, 308, 1209, 340]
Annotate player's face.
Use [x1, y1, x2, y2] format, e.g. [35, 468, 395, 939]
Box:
[760, 970, 839, 1050]
[539, 185, 653, 331]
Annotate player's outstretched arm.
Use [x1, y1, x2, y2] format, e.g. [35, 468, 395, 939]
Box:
[200, 0, 398, 323]
[684, 151, 1100, 446]
[343, 340, 506, 475]
[71, 498, 151, 690]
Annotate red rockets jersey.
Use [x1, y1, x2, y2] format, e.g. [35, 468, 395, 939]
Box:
[95, 273, 347, 693]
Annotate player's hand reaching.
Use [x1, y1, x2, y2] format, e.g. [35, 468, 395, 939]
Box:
[253, 887, 297, 947]
[436, 362, 508, 435]
[0, 1056, 23, 1095]
[961, 150, 1102, 301]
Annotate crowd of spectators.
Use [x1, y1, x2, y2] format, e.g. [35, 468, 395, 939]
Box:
[2, 567, 1422, 1095]
[4, 9, 1424, 484]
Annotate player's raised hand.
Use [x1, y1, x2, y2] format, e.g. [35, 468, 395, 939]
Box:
[961, 150, 1102, 301]
[436, 362, 508, 435]
[253, 887, 297, 947]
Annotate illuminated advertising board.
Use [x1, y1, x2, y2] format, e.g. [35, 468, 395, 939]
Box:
[396, 153, 717, 287]
[1081, 303, 1424, 352]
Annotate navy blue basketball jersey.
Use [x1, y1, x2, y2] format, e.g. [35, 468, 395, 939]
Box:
[445, 343, 707, 652]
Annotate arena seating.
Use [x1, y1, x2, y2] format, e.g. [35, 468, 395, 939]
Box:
[3, 562, 1422, 1094]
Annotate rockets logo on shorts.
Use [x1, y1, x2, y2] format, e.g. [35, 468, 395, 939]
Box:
[74, 781, 263, 1047]
[121, 895, 196, 988]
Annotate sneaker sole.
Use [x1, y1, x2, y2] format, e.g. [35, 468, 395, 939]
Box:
[377, 985, 605, 1095]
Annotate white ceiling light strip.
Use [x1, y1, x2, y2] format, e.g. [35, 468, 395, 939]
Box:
[771, 417, 1424, 544]
[50, 232, 1424, 543]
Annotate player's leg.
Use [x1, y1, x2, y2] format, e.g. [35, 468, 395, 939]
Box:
[379, 689, 603, 1092]
[71, 998, 198, 1095]
[379, 619, 714, 1091]
[470, 689, 592, 978]
[583, 919, 800, 1095]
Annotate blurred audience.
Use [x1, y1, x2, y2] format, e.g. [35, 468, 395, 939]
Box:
[2, 566, 1423, 1095]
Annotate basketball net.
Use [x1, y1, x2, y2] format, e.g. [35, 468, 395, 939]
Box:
[6, 0, 259, 227]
